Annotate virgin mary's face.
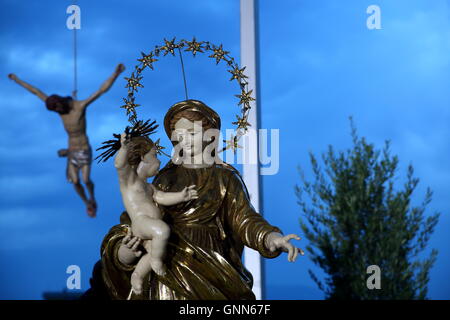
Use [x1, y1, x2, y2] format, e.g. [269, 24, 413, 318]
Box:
[173, 117, 204, 158]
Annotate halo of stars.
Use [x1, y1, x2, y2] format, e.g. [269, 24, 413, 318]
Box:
[121, 37, 255, 153]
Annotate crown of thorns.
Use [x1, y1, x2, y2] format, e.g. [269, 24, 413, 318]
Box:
[121, 37, 255, 153]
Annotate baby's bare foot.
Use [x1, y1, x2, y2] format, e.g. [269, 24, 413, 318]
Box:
[150, 258, 166, 276]
[131, 272, 144, 295]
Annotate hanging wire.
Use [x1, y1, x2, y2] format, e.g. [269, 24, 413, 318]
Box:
[177, 47, 188, 100]
[71, 0, 79, 100]
[72, 26, 78, 99]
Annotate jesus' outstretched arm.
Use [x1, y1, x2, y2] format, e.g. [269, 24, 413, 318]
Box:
[8, 73, 48, 102]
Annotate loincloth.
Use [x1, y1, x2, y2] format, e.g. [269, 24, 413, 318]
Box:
[68, 147, 92, 168]
[65, 148, 92, 182]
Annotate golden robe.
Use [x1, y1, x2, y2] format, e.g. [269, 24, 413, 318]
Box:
[100, 162, 282, 300]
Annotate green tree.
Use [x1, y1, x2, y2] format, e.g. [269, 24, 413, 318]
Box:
[295, 120, 440, 299]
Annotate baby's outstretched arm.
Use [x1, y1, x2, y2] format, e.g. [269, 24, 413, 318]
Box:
[152, 185, 198, 206]
[115, 133, 132, 185]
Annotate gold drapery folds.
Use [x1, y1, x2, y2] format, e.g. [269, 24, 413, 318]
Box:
[101, 163, 282, 300]
[100, 99, 282, 300]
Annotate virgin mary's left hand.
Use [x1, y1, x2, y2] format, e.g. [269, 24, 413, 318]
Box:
[266, 232, 305, 262]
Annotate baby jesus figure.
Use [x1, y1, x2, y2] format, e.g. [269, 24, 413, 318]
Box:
[114, 131, 198, 295]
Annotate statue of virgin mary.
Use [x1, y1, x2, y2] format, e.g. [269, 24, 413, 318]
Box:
[99, 99, 302, 300]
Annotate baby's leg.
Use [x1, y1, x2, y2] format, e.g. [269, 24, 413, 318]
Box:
[130, 241, 152, 295]
[148, 220, 170, 276]
[133, 216, 170, 276]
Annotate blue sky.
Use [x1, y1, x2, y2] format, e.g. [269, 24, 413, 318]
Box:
[0, 0, 449, 299]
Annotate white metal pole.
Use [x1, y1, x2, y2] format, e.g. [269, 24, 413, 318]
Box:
[240, 0, 263, 300]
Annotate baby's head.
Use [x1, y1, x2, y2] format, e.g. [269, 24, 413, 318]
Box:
[127, 136, 160, 178]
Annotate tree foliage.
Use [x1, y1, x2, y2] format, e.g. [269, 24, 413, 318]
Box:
[295, 120, 439, 299]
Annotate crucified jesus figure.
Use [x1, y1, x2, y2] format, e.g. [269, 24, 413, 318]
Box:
[8, 63, 126, 217]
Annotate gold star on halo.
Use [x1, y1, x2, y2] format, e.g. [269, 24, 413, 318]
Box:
[209, 44, 230, 65]
[120, 97, 140, 115]
[138, 52, 158, 70]
[232, 115, 251, 131]
[185, 37, 204, 56]
[235, 89, 255, 107]
[228, 66, 248, 82]
[161, 37, 177, 56]
[124, 72, 144, 92]
[154, 138, 170, 157]
[223, 135, 242, 152]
